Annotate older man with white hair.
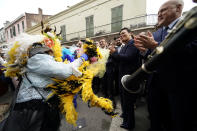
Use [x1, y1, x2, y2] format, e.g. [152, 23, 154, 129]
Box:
[135, 0, 197, 131]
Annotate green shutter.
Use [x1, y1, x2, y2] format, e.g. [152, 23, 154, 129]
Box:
[86, 15, 94, 37]
[111, 5, 123, 33]
[13, 26, 16, 36]
[61, 25, 66, 42]
[18, 24, 20, 34]
[10, 28, 13, 38]
[22, 21, 25, 31]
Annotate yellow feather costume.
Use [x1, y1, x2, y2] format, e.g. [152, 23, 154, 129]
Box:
[4, 29, 116, 126]
[47, 38, 115, 126]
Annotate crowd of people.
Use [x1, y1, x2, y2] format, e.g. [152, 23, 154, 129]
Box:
[0, 0, 197, 131]
[86, 0, 197, 131]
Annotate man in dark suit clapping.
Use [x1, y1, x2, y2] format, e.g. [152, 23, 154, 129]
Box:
[109, 28, 141, 130]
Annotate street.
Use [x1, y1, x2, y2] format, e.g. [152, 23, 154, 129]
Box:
[0, 90, 150, 131]
[60, 93, 150, 131]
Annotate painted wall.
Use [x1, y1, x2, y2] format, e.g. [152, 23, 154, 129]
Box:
[27, 0, 147, 41]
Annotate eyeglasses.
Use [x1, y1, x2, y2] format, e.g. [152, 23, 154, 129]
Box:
[158, 6, 177, 15]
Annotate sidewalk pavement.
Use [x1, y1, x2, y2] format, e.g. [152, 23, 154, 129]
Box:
[109, 97, 150, 131]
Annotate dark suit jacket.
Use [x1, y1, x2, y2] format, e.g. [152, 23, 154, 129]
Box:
[148, 27, 197, 91]
[111, 39, 141, 81]
[152, 28, 163, 45]
[106, 55, 115, 74]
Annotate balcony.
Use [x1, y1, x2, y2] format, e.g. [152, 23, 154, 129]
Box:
[64, 14, 157, 42]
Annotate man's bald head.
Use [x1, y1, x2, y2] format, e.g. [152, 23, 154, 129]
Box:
[168, 0, 184, 11]
[157, 0, 184, 27]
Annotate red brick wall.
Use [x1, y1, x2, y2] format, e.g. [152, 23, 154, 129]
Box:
[25, 13, 50, 29]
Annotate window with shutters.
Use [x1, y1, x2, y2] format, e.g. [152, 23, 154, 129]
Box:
[10, 28, 13, 38]
[22, 21, 25, 32]
[60, 25, 66, 42]
[13, 26, 16, 37]
[111, 5, 123, 33]
[86, 15, 94, 37]
[17, 24, 20, 34]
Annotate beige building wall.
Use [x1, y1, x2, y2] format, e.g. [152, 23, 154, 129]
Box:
[27, 0, 147, 41]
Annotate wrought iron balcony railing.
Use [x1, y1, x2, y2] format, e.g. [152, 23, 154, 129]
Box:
[63, 14, 157, 42]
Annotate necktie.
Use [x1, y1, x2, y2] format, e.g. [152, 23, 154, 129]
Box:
[119, 44, 125, 53]
[117, 46, 121, 53]
[162, 27, 168, 41]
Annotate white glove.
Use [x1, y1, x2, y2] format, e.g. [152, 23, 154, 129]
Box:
[71, 58, 83, 68]
[72, 66, 82, 77]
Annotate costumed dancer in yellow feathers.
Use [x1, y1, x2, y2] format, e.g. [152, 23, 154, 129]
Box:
[2, 24, 116, 131]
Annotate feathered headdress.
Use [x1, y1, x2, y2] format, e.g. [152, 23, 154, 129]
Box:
[4, 33, 45, 77]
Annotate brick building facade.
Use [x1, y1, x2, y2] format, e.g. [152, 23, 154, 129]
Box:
[4, 8, 51, 43]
